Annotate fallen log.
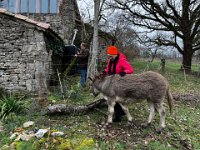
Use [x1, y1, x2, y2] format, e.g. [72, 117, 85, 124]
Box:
[47, 93, 200, 115]
[47, 98, 106, 115]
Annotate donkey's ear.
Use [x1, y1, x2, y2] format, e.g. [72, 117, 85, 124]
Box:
[95, 71, 100, 76]
[88, 76, 93, 81]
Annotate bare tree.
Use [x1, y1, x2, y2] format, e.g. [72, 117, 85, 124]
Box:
[99, 12, 140, 59]
[88, 0, 107, 77]
[87, 0, 100, 77]
[107, 0, 200, 72]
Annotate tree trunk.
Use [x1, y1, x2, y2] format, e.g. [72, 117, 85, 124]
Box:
[88, 0, 100, 78]
[181, 1, 194, 73]
[181, 40, 194, 73]
[182, 52, 193, 73]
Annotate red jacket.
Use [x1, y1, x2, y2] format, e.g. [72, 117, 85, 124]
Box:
[104, 53, 134, 75]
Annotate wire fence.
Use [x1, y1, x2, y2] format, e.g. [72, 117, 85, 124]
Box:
[45, 59, 107, 96]
[47, 58, 200, 97]
[4, 57, 198, 105]
[138, 57, 200, 73]
[137, 58, 200, 93]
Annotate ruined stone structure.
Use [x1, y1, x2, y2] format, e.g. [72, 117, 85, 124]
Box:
[23, 0, 83, 45]
[0, 0, 83, 93]
[0, 0, 83, 45]
[0, 9, 62, 92]
[0, 0, 115, 93]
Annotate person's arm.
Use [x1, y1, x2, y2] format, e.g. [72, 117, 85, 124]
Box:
[104, 60, 110, 74]
[121, 60, 134, 74]
[76, 50, 89, 58]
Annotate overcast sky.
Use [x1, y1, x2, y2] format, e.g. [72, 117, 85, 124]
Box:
[77, 0, 94, 22]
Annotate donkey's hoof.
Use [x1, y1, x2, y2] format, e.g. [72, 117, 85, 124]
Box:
[155, 127, 164, 134]
[105, 122, 109, 126]
[141, 123, 151, 128]
[128, 121, 133, 125]
[104, 122, 112, 128]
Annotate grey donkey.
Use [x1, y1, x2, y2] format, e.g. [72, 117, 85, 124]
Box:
[89, 71, 174, 132]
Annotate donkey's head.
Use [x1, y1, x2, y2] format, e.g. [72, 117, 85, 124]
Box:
[88, 76, 99, 97]
[88, 73, 106, 97]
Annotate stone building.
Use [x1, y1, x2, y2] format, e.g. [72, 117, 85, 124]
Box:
[0, 8, 63, 92]
[0, 0, 115, 93]
[0, 0, 83, 93]
[0, 0, 83, 45]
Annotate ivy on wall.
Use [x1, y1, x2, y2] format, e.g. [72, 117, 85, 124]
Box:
[44, 31, 64, 56]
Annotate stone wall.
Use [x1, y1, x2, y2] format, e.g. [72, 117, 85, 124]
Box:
[27, 14, 64, 41]
[0, 0, 84, 93]
[0, 14, 52, 93]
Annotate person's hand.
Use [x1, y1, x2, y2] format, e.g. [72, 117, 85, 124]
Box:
[100, 71, 106, 78]
[120, 72, 126, 77]
[102, 71, 106, 75]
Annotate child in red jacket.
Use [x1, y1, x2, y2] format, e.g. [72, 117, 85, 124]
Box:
[103, 46, 134, 122]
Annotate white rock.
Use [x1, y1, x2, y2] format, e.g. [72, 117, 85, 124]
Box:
[51, 131, 64, 137]
[20, 133, 35, 141]
[35, 129, 49, 138]
[13, 133, 35, 141]
[23, 121, 35, 128]
[10, 133, 19, 140]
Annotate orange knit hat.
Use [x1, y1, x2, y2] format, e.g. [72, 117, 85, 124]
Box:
[107, 46, 118, 55]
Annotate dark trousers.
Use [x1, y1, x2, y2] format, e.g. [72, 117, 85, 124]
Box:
[80, 69, 87, 87]
[114, 102, 125, 121]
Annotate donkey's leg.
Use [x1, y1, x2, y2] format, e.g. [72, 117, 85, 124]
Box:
[107, 99, 116, 123]
[155, 102, 166, 132]
[147, 101, 155, 124]
[119, 103, 133, 122]
[142, 101, 155, 127]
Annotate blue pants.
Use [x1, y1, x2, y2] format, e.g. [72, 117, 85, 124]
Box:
[80, 69, 87, 87]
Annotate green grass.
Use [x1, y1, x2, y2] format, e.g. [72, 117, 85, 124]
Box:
[0, 58, 200, 149]
[0, 95, 24, 120]
[132, 58, 200, 93]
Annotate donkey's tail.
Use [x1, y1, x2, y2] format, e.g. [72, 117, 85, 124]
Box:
[166, 86, 174, 114]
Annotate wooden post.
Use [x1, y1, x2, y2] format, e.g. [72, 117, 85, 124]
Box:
[160, 58, 165, 73]
[15, 0, 21, 13]
[56, 69, 65, 101]
[36, 0, 41, 13]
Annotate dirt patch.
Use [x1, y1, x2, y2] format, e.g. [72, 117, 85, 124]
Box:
[94, 121, 174, 149]
[172, 92, 200, 107]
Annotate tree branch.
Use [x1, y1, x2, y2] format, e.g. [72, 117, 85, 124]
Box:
[166, 0, 181, 20]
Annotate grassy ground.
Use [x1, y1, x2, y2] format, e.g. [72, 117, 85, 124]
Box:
[0, 58, 200, 149]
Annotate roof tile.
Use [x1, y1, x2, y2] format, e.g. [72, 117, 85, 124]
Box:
[0, 8, 50, 30]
